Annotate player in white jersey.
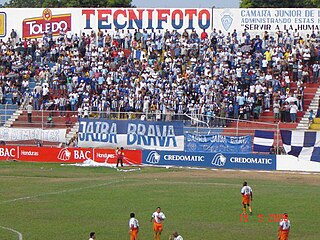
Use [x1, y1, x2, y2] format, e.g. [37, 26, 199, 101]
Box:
[151, 207, 166, 240]
[241, 181, 253, 215]
[169, 231, 183, 240]
[278, 213, 290, 240]
[128, 212, 139, 240]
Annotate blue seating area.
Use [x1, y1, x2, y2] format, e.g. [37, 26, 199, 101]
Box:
[0, 104, 18, 126]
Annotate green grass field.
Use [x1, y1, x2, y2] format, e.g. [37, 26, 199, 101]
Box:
[0, 161, 319, 240]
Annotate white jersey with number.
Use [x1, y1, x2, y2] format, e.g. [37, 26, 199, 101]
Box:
[152, 211, 166, 223]
[279, 219, 291, 231]
[129, 217, 139, 229]
[241, 186, 252, 196]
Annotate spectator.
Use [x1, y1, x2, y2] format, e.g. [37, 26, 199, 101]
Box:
[273, 101, 280, 122]
[26, 102, 33, 123]
[46, 113, 54, 127]
[289, 102, 298, 123]
[309, 109, 315, 125]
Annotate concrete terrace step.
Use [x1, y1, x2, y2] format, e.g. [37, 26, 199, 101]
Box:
[260, 111, 304, 117]
[227, 121, 297, 129]
[11, 122, 71, 128]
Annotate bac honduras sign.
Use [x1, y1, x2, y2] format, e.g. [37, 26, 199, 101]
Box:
[78, 119, 184, 150]
[143, 150, 276, 170]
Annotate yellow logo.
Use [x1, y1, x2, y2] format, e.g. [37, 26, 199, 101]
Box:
[42, 8, 52, 21]
[0, 12, 6, 37]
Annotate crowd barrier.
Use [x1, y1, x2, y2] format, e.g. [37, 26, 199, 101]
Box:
[1, 146, 319, 172]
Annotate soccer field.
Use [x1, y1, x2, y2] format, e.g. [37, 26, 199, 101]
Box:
[0, 162, 319, 240]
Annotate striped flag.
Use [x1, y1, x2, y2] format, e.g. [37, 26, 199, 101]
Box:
[253, 130, 274, 152]
[281, 130, 320, 162]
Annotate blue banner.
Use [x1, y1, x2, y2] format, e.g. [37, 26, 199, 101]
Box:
[185, 133, 252, 153]
[143, 150, 276, 170]
[78, 119, 184, 150]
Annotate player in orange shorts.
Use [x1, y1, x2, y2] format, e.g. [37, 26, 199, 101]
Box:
[150, 207, 166, 240]
[129, 212, 139, 240]
[278, 213, 291, 240]
[241, 181, 253, 215]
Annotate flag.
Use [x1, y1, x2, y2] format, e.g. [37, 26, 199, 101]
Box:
[253, 130, 274, 152]
[281, 130, 320, 162]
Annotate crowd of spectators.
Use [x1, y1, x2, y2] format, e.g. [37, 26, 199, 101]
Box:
[1, 26, 320, 127]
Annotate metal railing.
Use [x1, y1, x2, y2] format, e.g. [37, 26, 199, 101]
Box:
[4, 109, 289, 152]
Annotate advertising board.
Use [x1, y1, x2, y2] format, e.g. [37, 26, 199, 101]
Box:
[143, 150, 276, 170]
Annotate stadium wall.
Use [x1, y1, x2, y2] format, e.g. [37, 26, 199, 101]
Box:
[0, 145, 319, 172]
[0, 146, 142, 164]
[277, 155, 320, 172]
[0, 8, 319, 39]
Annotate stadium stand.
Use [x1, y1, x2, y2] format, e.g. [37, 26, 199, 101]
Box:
[1, 26, 320, 147]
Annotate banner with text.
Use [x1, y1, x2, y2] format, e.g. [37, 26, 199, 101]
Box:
[78, 118, 184, 150]
[0, 8, 319, 40]
[143, 150, 276, 170]
[214, 9, 320, 34]
[185, 133, 252, 153]
[0, 128, 66, 142]
[0, 146, 142, 164]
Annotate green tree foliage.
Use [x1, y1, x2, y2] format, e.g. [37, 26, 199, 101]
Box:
[240, 0, 320, 8]
[4, 0, 133, 8]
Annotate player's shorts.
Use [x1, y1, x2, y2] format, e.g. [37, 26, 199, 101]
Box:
[130, 228, 138, 240]
[279, 230, 289, 240]
[153, 222, 163, 232]
[242, 195, 251, 205]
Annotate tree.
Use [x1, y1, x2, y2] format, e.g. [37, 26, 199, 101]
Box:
[240, 0, 320, 8]
[4, 0, 133, 8]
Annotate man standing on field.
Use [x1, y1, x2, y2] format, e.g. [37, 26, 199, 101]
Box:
[116, 147, 124, 167]
[129, 212, 139, 240]
[151, 207, 166, 240]
[278, 213, 291, 240]
[88, 232, 96, 240]
[241, 181, 253, 215]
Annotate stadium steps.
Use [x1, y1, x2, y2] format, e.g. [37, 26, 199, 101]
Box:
[0, 104, 19, 127]
[11, 111, 78, 129]
[65, 122, 79, 145]
[253, 82, 319, 130]
[297, 86, 320, 130]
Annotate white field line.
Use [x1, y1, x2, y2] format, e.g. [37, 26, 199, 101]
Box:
[0, 225, 23, 240]
[0, 179, 123, 204]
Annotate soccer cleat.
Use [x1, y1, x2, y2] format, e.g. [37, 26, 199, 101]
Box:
[249, 212, 253, 216]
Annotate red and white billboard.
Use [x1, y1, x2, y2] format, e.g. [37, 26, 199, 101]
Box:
[0, 146, 142, 164]
[22, 8, 71, 39]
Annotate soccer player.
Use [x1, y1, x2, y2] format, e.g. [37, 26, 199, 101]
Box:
[241, 181, 253, 215]
[89, 232, 96, 240]
[151, 207, 166, 240]
[278, 213, 291, 240]
[129, 212, 139, 240]
[169, 231, 183, 240]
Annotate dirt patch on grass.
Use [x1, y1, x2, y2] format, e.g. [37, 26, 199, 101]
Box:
[132, 167, 320, 186]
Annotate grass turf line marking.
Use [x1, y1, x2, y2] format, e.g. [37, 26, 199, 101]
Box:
[0, 225, 23, 240]
[0, 179, 123, 204]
